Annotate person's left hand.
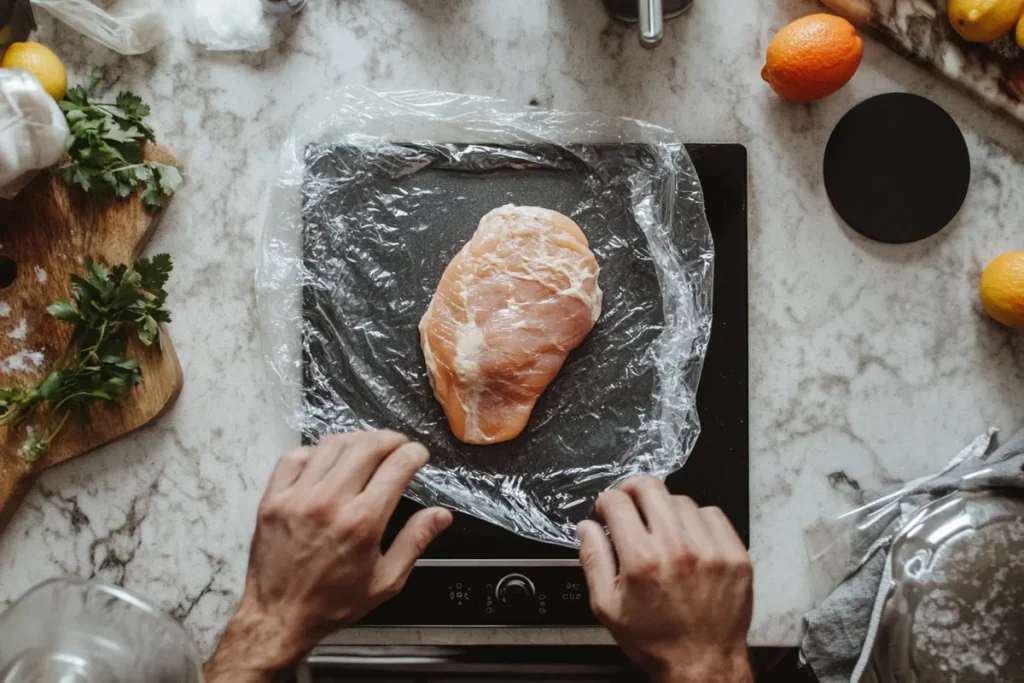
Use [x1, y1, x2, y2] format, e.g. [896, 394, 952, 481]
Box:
[205, 431, 452, 682]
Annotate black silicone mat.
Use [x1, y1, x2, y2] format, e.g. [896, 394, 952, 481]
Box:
[301, 143, 748, 556]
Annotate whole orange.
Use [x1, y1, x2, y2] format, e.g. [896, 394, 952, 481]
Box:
[980, 251, 1024, 328]
[762, 14, 864, 102]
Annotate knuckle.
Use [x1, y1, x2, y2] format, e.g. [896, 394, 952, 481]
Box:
[668, 545, 698, 572]
[281, 447, 308, 465]
[699, 554, 728, 576]
[257, 498, 281, 523]
[337, 508, 377, 542]
[625, 552, 660, 580]
[393, 442, 429, 469]
[301, 497, 336, 524]
[731, 556, 754, 580]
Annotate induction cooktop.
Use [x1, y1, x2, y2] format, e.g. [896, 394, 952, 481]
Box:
[302, 143, 748, 626]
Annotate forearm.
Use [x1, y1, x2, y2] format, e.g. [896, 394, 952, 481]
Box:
[203, 605, 304, 683]
[654, 651, 753, 683]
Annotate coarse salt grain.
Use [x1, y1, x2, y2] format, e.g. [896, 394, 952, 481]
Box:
[7, 318, 27, 341]
[34, 266, 47, 284]
[1, 350, 45, 375]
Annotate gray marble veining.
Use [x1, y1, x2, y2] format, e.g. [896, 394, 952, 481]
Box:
[1, 0, 1022, 650]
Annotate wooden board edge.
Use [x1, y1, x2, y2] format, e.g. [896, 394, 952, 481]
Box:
[39, 328, 185, 471]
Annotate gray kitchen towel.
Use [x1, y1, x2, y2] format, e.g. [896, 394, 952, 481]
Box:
[801, 429, 1024, 683]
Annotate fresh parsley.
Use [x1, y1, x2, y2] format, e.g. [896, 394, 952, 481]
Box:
[56, 69, 182, 213]
[0, 255, 173, 461]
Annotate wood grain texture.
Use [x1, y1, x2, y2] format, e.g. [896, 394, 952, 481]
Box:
[821, 0, 1024, 125]
[0, 144, 183, 533]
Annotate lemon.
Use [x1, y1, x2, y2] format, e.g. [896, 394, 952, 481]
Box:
[1017, 12, 1024, 47]
[0, 42, 67, 100]
[948, 0, 1024, 42]
[980, 252, 1024, 328]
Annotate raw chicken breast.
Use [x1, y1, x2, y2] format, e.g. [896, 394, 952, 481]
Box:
[420, 205, 603, 445]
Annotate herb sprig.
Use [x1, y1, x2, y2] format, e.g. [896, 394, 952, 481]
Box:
[57, 69, 182, 213]
[0, 255, 173, 461]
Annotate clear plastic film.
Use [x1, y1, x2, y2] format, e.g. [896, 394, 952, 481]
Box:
[256, 88, 714, 547]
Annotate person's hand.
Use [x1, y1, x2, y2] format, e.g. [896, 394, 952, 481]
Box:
[205, 431, 452, 683]
[577, 477, 753, 683]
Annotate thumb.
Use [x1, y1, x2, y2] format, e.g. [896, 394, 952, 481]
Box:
[375, 507, 453, 596]
[577, 520, 616, 617]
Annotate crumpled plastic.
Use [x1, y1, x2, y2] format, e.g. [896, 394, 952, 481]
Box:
[183, 0, 270, 52]
[256, 87, 714, 546]
[30, 0, 167, 55]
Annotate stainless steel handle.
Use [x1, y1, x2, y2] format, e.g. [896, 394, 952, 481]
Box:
[638, 0, 664, 48]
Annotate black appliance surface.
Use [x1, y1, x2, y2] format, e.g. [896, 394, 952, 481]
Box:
[302, 143, 748, 626]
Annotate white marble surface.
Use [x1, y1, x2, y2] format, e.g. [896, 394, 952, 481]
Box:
[1, 0, 1023, 651]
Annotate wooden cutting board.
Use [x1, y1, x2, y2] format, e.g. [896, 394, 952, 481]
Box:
[822, 0, 1024, 125]
[0, 144, 183, 532]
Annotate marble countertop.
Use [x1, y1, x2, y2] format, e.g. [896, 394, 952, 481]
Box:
[2, 0, 1023, 651]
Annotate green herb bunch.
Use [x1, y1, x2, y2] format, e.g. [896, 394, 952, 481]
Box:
[57, 70, 182, 213]
[0, 255, 173, 462]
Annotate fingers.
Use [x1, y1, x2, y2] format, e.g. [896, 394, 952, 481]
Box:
[264, 446, 311, 495]
[320, 430, 409, 496]
[699, 506, 748, 561]
[296, 434, 353, 487]
[360, 441, 430, 521]
[375, 507, 453, 597]
[620, 477, 683, 539]
[594, 489, 649, 571]
[673, 495, 717, 553]
[577, 520, 616, 616]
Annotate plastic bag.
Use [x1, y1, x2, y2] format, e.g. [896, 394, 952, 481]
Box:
[30, 0, 167, 55]
[0, 69, 68, 199]
[184, 0, 270, 52]
[256, 88, 715, 547]
[803, 429, 997, 601]
[801, 429, 1024, 683]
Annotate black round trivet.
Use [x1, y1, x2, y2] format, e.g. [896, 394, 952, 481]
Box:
[823, 92, 970, 244]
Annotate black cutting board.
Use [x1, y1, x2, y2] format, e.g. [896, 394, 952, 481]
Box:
[300, 143, 748, 556]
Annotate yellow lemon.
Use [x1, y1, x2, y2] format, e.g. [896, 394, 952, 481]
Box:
[948, 0, 1024, 42]
[1016, 11, 1024, 48]
[0, 42, 67, 100]
[980, 251, 1024, 328]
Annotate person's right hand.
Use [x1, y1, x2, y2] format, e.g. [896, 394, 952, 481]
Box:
[577, 477, 753, 683]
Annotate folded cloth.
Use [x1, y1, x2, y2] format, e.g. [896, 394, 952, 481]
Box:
[801, 429, 1024, 683]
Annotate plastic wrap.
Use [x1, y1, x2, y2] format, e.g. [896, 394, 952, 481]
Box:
[257, 88, 714, 547]
[183, 0, 270, 52]
[30, 0, 167, 55]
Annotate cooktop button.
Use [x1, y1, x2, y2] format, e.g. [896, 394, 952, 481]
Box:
[496, 573, 536, 607]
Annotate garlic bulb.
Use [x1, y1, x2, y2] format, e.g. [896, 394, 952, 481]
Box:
[0, 69, 70, 199]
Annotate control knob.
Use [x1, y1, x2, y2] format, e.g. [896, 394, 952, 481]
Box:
[496, 573, 536, 607]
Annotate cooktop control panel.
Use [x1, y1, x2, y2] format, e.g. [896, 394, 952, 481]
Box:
[362, 566, 596, 626]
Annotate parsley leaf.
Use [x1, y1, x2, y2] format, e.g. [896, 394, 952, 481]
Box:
[0, 255, 174, 460]
[56, 76, 182, 213]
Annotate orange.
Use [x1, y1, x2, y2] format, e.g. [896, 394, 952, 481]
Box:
[980, 251, 1024, 328]
[762, 14, 864, 102]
